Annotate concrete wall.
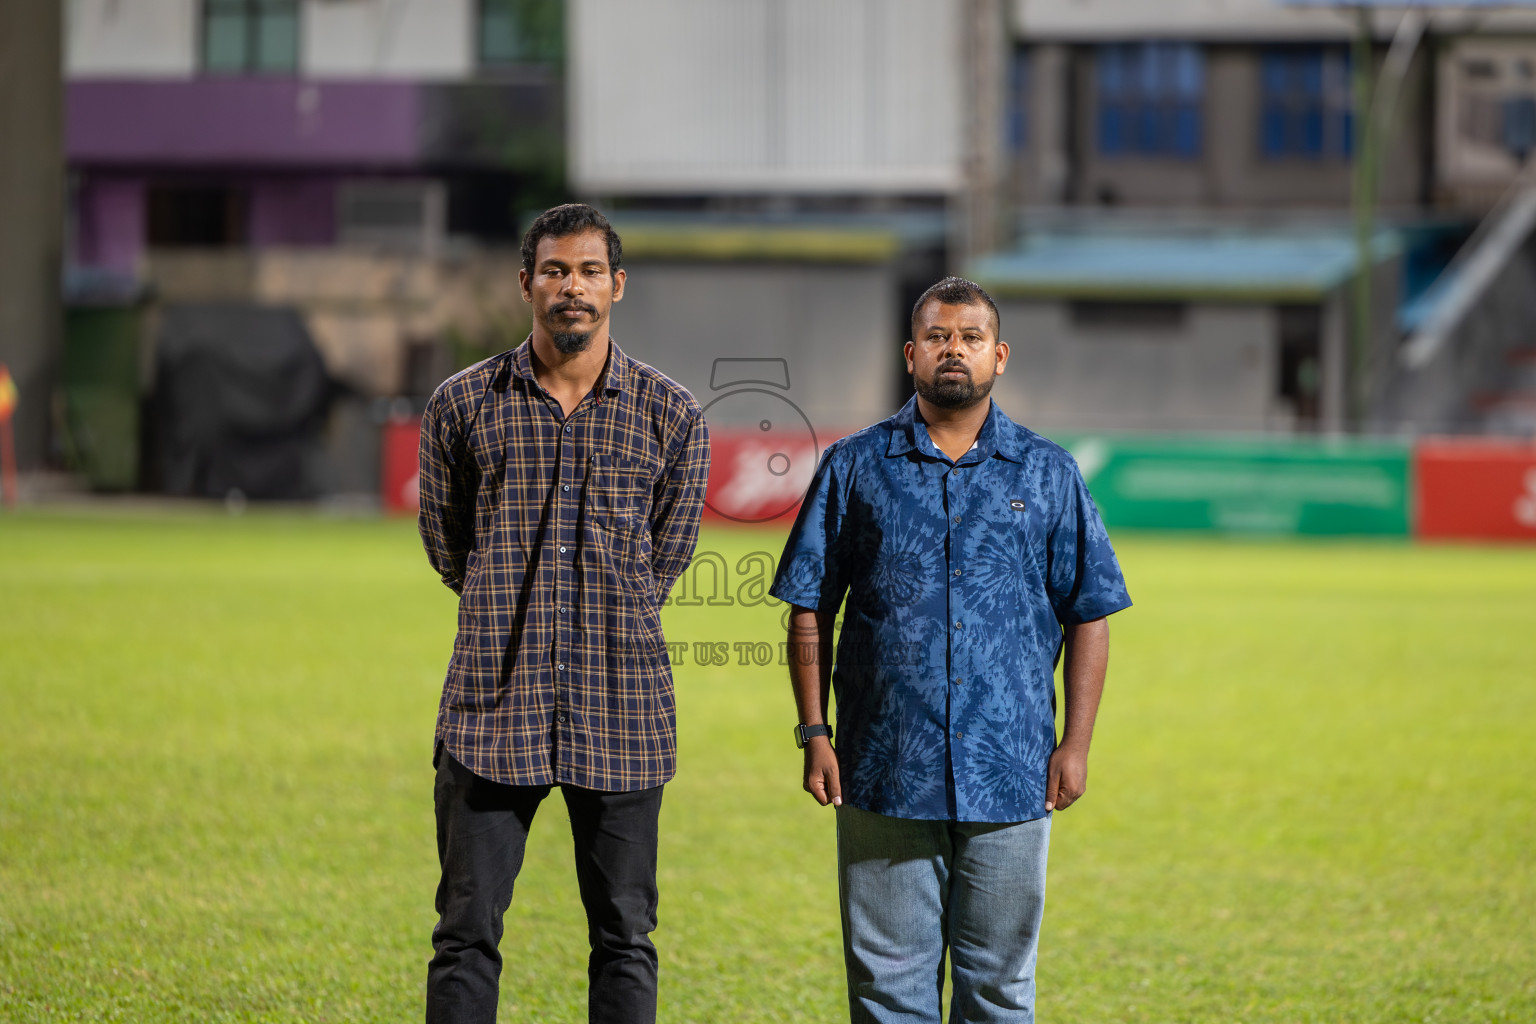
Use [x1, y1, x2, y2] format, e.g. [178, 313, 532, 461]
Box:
[569, 0, 962, 194]
[66, 0, 474, 80]
[1056, 43, 1429, 210]
[609, 261, 900, 435]
[0, 0, 65, 469]
[75, 177, 146, 273]
[988, 299, 1288, 432]
[145, 248, 532, 397]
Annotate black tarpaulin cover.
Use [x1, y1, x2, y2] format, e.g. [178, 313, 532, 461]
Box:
[156, 303, 329, 500]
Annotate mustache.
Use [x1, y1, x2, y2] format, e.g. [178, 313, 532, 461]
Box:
[550, 301, 598, 316]
[936, 360, 970, 375]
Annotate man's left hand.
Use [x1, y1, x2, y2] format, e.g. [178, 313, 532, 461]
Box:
[1044, 742, 1089, 812]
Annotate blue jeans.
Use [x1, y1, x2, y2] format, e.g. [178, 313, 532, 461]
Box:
[836, 806, 1052, 1024]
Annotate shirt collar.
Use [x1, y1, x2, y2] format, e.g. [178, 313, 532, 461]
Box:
[885, 397, 1029, 464]
[510, 335, 631, 395]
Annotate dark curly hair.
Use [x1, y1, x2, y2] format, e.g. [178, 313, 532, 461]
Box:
[910, 276, 1000, 339]
[520, 203, 623, 276]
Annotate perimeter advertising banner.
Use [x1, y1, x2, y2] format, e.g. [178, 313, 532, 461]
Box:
[1050, 434, 1413, 536]
[1415, 438, 1536, 541]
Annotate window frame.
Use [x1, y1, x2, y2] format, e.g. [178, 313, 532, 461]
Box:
[476, 0, 564, 71]
[1095, 42, 1206, 160]
[1257, 45, 1354, 161]
[200, 0, 300, 76]
[1009, 46, 1032, 153]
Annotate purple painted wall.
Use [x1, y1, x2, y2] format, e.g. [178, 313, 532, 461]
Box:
[68, 79, 420, 166]
[76, 177, 146, 273]
[249, 177, 337, 247]
[75, 173, 340, 272]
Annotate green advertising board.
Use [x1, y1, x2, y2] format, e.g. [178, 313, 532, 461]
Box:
[1048, 434, 1412, 537]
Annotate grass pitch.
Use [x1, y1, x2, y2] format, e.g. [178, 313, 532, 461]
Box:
[0, 510, 1532, 1023]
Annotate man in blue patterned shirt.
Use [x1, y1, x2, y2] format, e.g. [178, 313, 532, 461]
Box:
[771, 277, 1131, 1023]
[418, 205, 710, 1024]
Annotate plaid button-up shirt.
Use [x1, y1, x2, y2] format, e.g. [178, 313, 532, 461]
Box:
[418, 338, 710, 791]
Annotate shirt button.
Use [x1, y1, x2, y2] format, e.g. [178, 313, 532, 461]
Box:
[955, 731, 963, 739]
[954, 677, 963, 686]
[562, 484, 570, 491]
[564, 425, 572, 434]
[559, 545, 567, 553]
[953, 569, 962, 577]
[953, 515, 961, 523]
[557, 712, 567, 723]
[954, 621, 963, 629]
[557, 663, 565, 672]
[559, 606, 567, 614]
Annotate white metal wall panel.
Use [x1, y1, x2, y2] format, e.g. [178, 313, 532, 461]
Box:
[304, 0, 473, 79]
[571, 0, 962, 193]
[573, 1, 773, 186]
[66, 0, 198, 78]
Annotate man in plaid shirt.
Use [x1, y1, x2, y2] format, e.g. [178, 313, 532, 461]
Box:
[418, 204, 710, 1024]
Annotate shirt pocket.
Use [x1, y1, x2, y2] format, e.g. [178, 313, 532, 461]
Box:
[586, 451, 656, 531]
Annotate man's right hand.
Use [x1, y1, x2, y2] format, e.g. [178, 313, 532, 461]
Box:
[803, 738, 842, 807]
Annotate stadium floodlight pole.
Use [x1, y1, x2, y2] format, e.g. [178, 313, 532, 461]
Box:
[1350, 5, 1377, 433]
[1351, 7, 1425, 430]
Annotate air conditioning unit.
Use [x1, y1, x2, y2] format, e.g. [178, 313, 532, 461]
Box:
[337, 180, 446, 255]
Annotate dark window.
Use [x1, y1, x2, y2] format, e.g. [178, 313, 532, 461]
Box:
[1096, 43, 1204, 158]
[1009, 48, 1031, 152]
[1260, 47, 1353, 159]
[146, 185, 249, 247]
[1277, 305, 1322, 428]
[479, 0, 564, 68]
[1069, 301, 1188, 329]
[203, 0, 299, 74]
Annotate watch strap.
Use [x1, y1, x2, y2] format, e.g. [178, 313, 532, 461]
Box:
[795, 723, 833, 748]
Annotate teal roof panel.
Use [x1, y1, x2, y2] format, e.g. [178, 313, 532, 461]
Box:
[969, 230, 1402, 301]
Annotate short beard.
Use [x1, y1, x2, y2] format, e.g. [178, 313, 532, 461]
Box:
[915, 369, 993, 410]
[550, 329, 593, 355]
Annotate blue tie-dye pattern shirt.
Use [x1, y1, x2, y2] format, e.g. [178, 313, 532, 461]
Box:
[770, 397, 1132, 823]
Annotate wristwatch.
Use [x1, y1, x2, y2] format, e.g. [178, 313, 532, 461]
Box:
[794, 723, 833, 748]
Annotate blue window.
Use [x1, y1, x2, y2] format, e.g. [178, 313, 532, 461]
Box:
[1097, 43, 1205, 158]
[1009, 48, 1031, 152]
[1260, 47, 1353, 159]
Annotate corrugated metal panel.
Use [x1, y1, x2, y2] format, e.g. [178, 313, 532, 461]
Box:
[570, 0, 962, 193]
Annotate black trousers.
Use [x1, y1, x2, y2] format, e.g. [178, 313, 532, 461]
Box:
[426, 748, 664, 1024]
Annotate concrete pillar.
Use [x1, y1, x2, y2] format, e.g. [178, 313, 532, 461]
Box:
[952, 0, 1009, 267]
[0, 0, 64, 469]
[1031, 43, 1071, 207]
[1320, 290, 1349, 433]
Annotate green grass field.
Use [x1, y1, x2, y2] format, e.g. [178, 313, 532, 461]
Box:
[1, 510, 1532, 1023]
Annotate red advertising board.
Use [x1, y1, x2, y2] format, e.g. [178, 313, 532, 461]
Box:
[381, 415, 422, 515]
[1415, 437, 1536, 541]
[702, 430, 834, 525]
